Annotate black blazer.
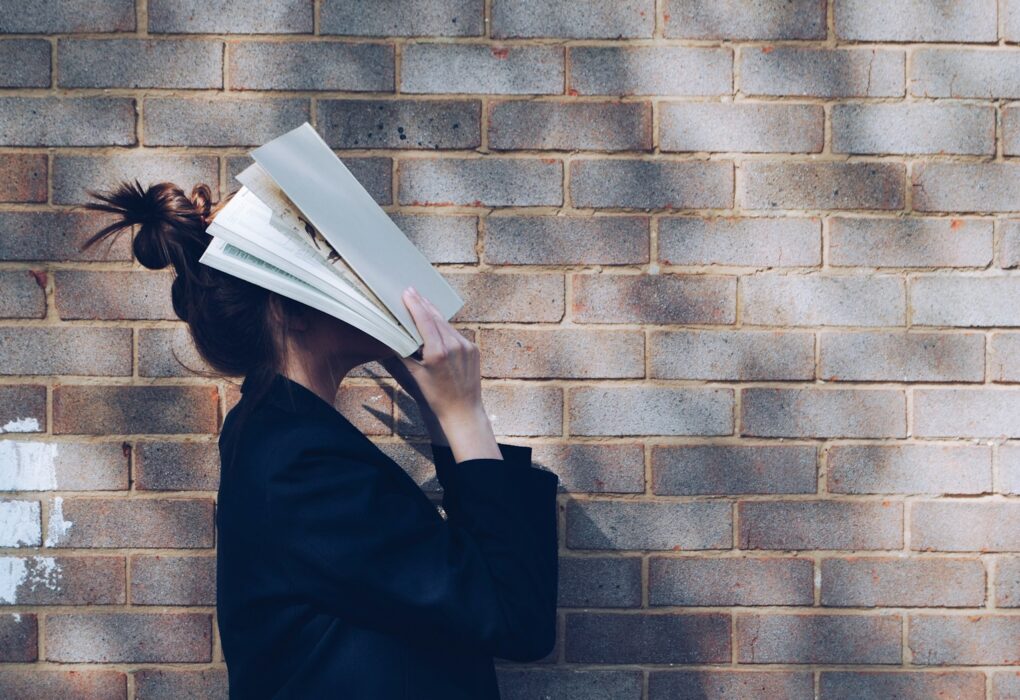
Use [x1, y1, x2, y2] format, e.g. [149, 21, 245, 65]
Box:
[215, 371, 559, 699]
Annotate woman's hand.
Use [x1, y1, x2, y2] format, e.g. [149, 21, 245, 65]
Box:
[385, 286, 501, 462]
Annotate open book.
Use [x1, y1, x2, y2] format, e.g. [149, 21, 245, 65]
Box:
[198, 122, 464, 358]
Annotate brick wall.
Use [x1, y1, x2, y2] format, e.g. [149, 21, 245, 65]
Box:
[2, 1, 1020, 698]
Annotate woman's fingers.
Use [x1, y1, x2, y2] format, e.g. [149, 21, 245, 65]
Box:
[415, 289, 466, 348]
[403, 287, 446, 360]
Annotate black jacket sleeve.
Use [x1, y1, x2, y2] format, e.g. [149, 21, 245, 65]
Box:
[266, 426, 559, 662]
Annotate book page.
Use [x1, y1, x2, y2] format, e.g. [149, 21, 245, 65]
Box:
[235, 163, 402, 330]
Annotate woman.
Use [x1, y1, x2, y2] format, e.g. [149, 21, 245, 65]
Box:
[80, 180, 560, 699]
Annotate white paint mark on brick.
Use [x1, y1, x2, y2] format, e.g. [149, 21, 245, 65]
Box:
[44, 497, 73, 547]
[0, 556, 62, 604]
[0, 500, 41, 547]
[0, 441, 59, 491]
[0, 418, 41, 434]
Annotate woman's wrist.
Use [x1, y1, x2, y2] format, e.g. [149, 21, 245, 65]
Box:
[438, 404, 502, 462]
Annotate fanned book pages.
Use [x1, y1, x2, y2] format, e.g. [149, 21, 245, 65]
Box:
[198, 122, 465, 358]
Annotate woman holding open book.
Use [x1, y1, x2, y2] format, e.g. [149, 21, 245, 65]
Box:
[80, 180, 559, 699]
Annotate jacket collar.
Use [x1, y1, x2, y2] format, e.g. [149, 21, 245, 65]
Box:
[241, 371, 344, 421]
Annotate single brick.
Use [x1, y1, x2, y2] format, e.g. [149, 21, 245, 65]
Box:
[566, 500, 731, 550]
[573, 273, 735, 324]
[489, 100, 650, 152]
[138, 327, 213, 378]
[998, 557, 1020, 606]
[649, 557, 814, 606]
[649, 330, 815, 381]
[661, 103, 823, 153]
[558, 556, 642, 607]
[736, 614, 901, 664]
[910, 615, 1020, 665]
[828, 444, 991, 495]
[0, 97, 135, 147]
[1002, 104, 1020, 156]
[740, 161, 905, 211]
[821, 672, 984, 700]
[0, 154, 46, 202]
[0, 385, 46, 434]
[134, 441, 220, 491]
[740, 47, 905, 98]
[0, 0, 134, 32]
[498, 669, 642, 700]
[0, 327, 131, 377]
[1003, 444, 1020, 495]
[1001, 221, 1020, 268]
[479, 328, 643, 379]
[911, 49, 1020, 98]
[229, 42, 393, 92]
[53, 385, 219, 435]
[569, 386, 734, 437]
[442, 272, 563, 322]
[399, 158, 562, 207]
[742, 388, 907, 438]
[131, 554, 215, 605]
[54, 270, 176, 321]
[43, 497, 214, 548]
[0, 670, 126, 699]
[0, 613, 37, 661]
[833, 103, 994, 155]
[133, 669, 227, 700]
[739, 501, 904, 550]
[915, 389, 1020, 438]
[322, 0, 483, 37]
[830, 216, 992, 268]
[650, 671, 813, 700]
[1006, 340, 1020, 400]
[148, 0, 311, 33]
[742, 275, 905, 327]
[390, 214, 478, 263]
[669, 0, 824, 38]
[993, 672, 1020, 699]
[493, 0, 653, 39]
[530, 442, 645, 494]
[0, 275, 47, 323]
[0, 440, 129, 491]
[913, 163, 1020, 213]
[58, 39, 222, 89]
[53, 153, 218, 206]
[819, 331, 985, 383]
[319, 99, 478, 150]
[658, 216, 820, 267]
[911, 501, 1020, 552]
[0, 211, 131, 262]
[652, 444, 817, 495]
[1009, 0, 1020, 41]
[144, 98, 309, 147]
[822, 557, 986, 607]
[569, 47, 732, 96]
[0, 555, 124, 605]
[571, 159, 733, 210]
[565, 612, 731, 664]
[46, 612, 211, 663]
[0, 40, 50, 88]
[230, 155, 392, 205]
[0, 500, 41, 547]
[485, 215, 648, 265]
[401, 44, 563, 95]
[913, 277, 1020, 327]
[835, 0, 997, 41]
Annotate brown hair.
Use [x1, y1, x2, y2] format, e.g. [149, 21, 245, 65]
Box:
[79, 179, 306, 447]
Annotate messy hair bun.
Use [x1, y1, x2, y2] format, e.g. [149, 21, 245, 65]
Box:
[79, 178, 307, 443]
